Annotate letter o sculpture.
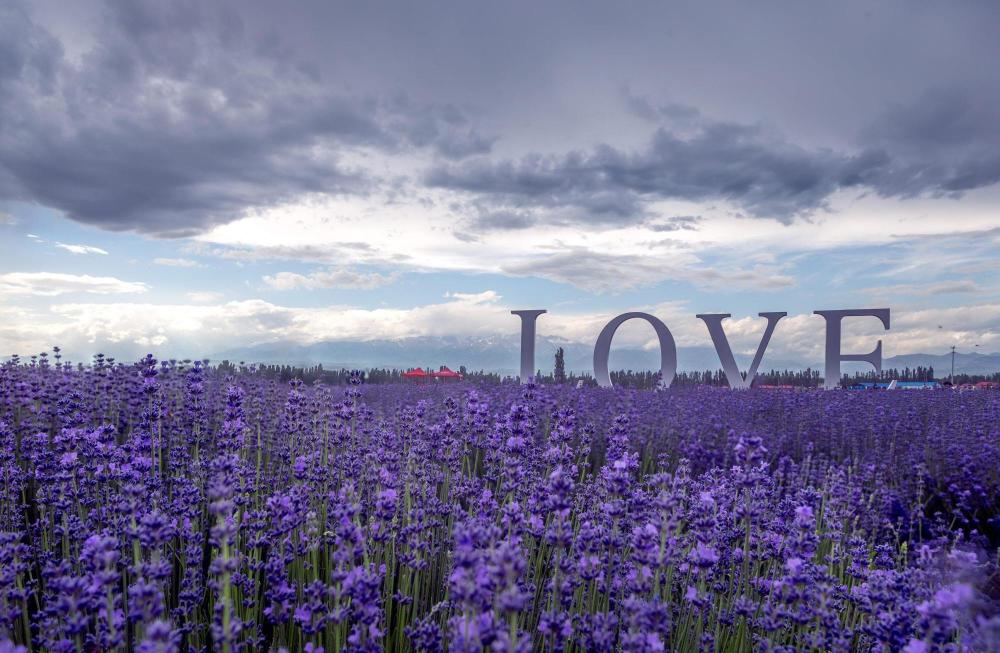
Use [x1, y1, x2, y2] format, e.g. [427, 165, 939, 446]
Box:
[593, 312, 677, 388]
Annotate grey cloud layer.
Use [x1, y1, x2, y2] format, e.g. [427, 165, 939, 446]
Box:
[3, 0, 1000, 236]
[860, 87, 1000, 196]
[430, 101, 1000, 225]
[430, 123, 884, 223]
[0, 1, 493, 236]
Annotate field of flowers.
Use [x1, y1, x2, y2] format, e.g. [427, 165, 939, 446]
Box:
[1, 354, 999, 652]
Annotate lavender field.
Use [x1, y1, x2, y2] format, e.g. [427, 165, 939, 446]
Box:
[1, 354, 999, 653]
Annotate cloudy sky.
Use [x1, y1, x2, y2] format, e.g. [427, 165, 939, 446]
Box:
[1, 0, 998, 365]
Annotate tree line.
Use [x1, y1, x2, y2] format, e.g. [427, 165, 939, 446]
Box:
[214, 350, 1000, 389]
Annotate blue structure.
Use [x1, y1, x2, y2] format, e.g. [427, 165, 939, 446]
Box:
[848, 381, 941, 390]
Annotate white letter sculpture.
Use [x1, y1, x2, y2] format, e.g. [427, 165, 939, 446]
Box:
[593, 312, 677, 388]
[511, 309, 547, 383]
[696, 312, 787, 389]
[814, 308, 890, 390]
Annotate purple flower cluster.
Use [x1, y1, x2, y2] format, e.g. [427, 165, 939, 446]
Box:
[0, 352, 998, 651]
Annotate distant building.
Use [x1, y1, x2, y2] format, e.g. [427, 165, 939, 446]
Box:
[894, 381, 941, 389]
[402, 366, 464, 381]
[432, 366, 463, 380]
[848, 380, 941, 390]
[402, 367, 429, 380]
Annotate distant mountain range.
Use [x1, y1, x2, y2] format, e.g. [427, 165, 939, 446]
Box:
[211, 336, 1000, 376]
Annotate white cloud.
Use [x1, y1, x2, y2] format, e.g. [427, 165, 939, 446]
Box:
[197, 193, 804, 293]
[0, 212, 16, 225]
[444, 290, 502, 304]
[55, 243, 109, 255]
[16, 294, 514, 356]
[189, 186, 1000, 294]
[154, 257, 203, 268]
[186, 291, 224, 303]
[0, 292, 601, 357]
[199, 198, 980, 300]
[1, 289, 996, 364]
[0, 272, 149, 297]
[262, 268, 400, 291]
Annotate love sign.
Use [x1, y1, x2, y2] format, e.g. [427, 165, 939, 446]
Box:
[512, 308, 891, 390]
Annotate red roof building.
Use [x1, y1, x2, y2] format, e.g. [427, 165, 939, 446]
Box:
[403, 366, 464, 380]
[432, 366, 463, 380]
[402, 367, 429, 379]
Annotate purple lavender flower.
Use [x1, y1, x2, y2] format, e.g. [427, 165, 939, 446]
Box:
[0, 354, 997, 651]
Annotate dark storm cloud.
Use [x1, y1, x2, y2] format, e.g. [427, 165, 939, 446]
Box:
[4, 0, 1000, 236]
[859, 87, 1000, 197]
[386, 97, 497, 161]
[0, 1, 494, 236]
[0, 4, 59, 92]
[0, 3, 63, 199]
[427, 121, 885, 223]
[428, 92, 1000, 224]
[427, 154, 648, 225]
